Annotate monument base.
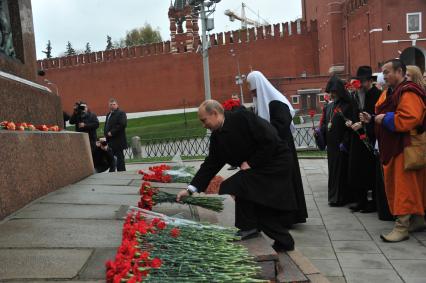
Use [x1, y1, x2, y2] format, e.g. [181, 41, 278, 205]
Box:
[0, 131, 94, 219]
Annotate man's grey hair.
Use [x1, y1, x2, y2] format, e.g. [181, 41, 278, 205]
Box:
[109, 98, 118, 103]
[199, 100, 224, 115]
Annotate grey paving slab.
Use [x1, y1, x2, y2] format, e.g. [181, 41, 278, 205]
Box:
[390, 259, 426, 280]
[328, 230, 371, 241]
[12, 203, 121, 219]
[57, 185, 139, 195]
[128, 179, 188, 188]
[322, 214, 364, 230]
[412, 231, 426, 240]
[302, 217, 324, 226]
[39, 192, 139, 206]
[0, 219, 122, 248]
[74, 178, 132, 186]
[291, 226, 332, 247]
[80, 248, 116, 280]
[0, 249, 92, 280]
[355, 214, 395, 230]
[87, 173, 139, 180]
[297, 246, 337, 260]
[332, 241, 381, 254]
[326, 277, 347, 283]
[310, 259, 343, 277]
[336, 253, 393, 270]
[379, 241, 426, 259]
[343, 269, 403, 283]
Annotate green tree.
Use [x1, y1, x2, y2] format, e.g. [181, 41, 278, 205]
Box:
[65, 41, 76, 56]
[85, 42, 91, 53]
[124, 24, 162, 46]
[42, 40, 52, 58]
[106, 35, 113, 50]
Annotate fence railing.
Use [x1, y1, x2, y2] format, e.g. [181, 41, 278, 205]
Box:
[124, 127, 317, 159]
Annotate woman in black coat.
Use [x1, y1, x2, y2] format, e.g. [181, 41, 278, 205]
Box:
[247, 71, 307, 226]
[323, 76, 354, 206]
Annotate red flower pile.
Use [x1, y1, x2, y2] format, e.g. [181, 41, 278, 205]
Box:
[0, 121, 60, 132]
[308, 109, 316, 118]
[138, 182, 158, 210]
[138, 165, 172, 183]
[106, 211, 180, 283]
[222, 99, 241, 111]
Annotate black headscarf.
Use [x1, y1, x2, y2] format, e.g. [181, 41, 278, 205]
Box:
[325, 75, 351, 102]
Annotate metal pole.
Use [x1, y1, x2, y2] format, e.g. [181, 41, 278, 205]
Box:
[200, 1, 211, 100]
[236, 58, 244, 104]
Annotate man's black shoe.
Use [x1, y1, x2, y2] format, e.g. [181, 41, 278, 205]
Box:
[235, 229, 260, 240]
[349, 203, 365, 212]
[272, 241, 294, 252]
[360, 202, 377, 213]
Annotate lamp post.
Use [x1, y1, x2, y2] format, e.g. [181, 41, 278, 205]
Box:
[230, 48, 245, 104]
[189, 0, 221, 101]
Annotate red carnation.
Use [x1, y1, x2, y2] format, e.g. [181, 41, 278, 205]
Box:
[352, 80, 362, 89]
[359, 134, 367, 140]
[151, 258, 162, 268]
[309, 109, 316, 118]
[156, 221, 166, 230]
[170, 227, 181, 238]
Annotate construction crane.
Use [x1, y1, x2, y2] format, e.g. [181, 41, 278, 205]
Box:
[224, 2, 269, 29]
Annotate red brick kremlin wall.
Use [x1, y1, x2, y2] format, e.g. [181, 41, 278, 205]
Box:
[37, 21, 319, 115]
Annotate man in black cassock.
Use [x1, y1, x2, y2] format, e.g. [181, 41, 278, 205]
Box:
[177, 100, 297, 251]
[345, 66, 382, 212]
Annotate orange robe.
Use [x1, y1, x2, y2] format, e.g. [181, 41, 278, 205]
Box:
[376, 91, 426, 216]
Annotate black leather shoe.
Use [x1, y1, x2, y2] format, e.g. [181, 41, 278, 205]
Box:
[272, 241, 294, 252]
[360, 202, 377, 213]
[349, 203, 365, 212]
[235, 229, 260, 240]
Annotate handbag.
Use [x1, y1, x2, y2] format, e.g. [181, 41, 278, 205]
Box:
[404, 129, 426, 170]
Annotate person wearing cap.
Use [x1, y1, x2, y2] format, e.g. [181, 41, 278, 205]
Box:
[345, 66, 382, 213]
[69, 101, 99, 151]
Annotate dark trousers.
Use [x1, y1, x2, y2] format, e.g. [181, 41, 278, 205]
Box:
[112, 149, 126, 171]
[235, 197, 294, 248]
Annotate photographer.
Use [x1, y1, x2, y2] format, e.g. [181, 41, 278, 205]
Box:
[93, 138, 116, 173]
[69, 101, 99, 150]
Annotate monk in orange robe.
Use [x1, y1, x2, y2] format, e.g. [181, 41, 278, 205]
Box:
[361, 59, 426, 242]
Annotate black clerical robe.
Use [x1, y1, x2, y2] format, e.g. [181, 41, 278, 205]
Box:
[190, 110, 298, 212]
[268, 100, 308, 224]
[347, 86, 381, 205]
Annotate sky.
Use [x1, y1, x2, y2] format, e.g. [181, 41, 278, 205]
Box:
[32, 0, 302, 59]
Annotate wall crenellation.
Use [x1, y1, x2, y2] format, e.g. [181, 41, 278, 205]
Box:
[38, 20, 317, 71]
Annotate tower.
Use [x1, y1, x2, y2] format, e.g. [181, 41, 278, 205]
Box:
[168, 0, 199, 53]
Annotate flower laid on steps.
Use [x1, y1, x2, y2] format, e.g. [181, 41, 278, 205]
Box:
[0, 121, 60, 131]
[138, 164, 196, 183]
[106, 210, 266, 282]
[138, 181, 224, 212]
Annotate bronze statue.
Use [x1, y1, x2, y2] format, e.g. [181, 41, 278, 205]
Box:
[0, 0, 16, 57]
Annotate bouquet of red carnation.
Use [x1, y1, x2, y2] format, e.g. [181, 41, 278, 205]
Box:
[222, 98, 241, 111]
[138, 164, 195, 183]
[138, 181, 224, 212]
[1, 121, 60, 132]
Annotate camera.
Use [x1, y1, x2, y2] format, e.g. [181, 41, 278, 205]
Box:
[100, 140, 108, 146]
[75, 101, 87, 114]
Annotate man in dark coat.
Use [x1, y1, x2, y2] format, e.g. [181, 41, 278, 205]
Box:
[177, 100, 298, 251]
[69, 101, 99, 150]
[104, 98, 128, 171]
[346, 66, 382, 212]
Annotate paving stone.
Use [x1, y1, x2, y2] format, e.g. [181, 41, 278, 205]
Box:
[412, 231, 426, 240]
[332, 241, 380, 253]
[128, 179, 187, 188]
[80, 248, 116, 279]
[379, 241, 426, 259]
[355, 214, 394, 230]
[307, 209, 321, 218]
[328, 230, 371, 241]
[390, 259, 426, 280]
[296, 246, 337, 260]
[0, 249, 92, 280]
[336, 253, 392, 269]
[276, 252, 309, 283]
[343, 269, 403, 283]
[287, 249, 321, 275]
[237, 235, 278, 262]
[291, 226, 331, 247]
[310, 259, 343, 276]
[257, 260, 277, 280]
[322, 214, 364, 231]
[39, 192, 139, 206]
[12, 203, 121, 220]
[0, 219, 122, 248]
[87, 173, 139, 180]
[302, 217, 324, 226]
[326, 276, 347, 283]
